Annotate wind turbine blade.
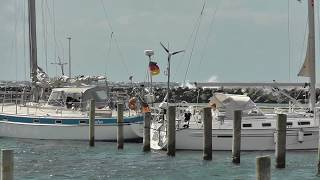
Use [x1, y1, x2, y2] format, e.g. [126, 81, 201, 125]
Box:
[160, 42, 169, 53]
[172, 50, 185, 55]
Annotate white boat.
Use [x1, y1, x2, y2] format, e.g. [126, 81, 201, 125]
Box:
[0, 86, 143, 141]
[151, 93, 317, 150]
[149, 0, 319, 151]
[0, 0, 144, 141]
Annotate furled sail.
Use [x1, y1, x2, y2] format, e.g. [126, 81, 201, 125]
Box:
[298, 34, 312, 77]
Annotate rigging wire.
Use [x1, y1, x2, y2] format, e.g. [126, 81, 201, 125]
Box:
[99, 0, 130, 77]
[11, 0, 19, 81]
[197, 0, 222, 80]
[288, 0, 291, 81]
[41, 0, 49, 73]
[52, 0, 58, 76]
[317, 0, 320, 76]
[23, 0, 27, 80]
[105, 32, 114, 76]
[182, 0, 207, 85]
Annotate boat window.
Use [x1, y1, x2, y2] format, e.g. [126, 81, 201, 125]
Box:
[33, 119, 39, 123]
[79, 120, 87, 124]
[286, 122, 293, 126]
[262, 123, 271, 127]
[47, 91, 66, 106]
[298, 121, 310, 125]
[304, 133, 312, 136]
[55, 120, 62, 124]
[94, 90, 108, 101]
[242, 123, 252, 128]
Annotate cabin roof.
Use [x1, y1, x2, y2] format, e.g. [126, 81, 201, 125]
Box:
[51, 86, 95, 94]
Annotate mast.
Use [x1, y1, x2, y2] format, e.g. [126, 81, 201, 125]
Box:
[307, 0, 316, 112]
[28, 0, 39, 101]
[28, 0, 38, 83]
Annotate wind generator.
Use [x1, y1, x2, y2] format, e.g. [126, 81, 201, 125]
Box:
[160, 42, 184, 104]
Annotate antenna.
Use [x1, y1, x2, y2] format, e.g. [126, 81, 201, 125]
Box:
[159, 42, 184, 104]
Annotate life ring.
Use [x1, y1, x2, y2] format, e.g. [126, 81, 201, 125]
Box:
[128, 97, 137, 110]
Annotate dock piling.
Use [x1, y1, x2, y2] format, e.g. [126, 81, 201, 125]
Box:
[167, 105, 176, 156]
[232, 110, 242, 164]
[317, 113, 320, 176]
[256, 156, 271, 180]
[275, 113, 286, 169]
[117, 103, 124, 149]
[1, 149, 13, 180]
[203, 107, 212, 160]
[89, 99, 95, 147]
[143, 112, 151, 152]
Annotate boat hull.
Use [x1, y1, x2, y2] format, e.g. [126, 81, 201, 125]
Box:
[0, 113, 144, 141]
[151, 123, 319, 150]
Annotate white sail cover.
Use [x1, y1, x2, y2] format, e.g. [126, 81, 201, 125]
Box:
[298, 39, 312, 77]
[208, 93, 257, 111]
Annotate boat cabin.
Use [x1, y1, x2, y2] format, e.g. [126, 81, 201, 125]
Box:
[47, 86, 109, 110]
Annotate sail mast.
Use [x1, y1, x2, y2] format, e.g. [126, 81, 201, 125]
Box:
[28, 0, 38, 84]
[307, 0, 316, 112]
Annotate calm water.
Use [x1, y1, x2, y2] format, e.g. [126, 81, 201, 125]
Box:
[0, 137, 319, 180]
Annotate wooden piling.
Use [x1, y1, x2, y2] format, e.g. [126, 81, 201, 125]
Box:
[203, 107, 212, 160]
[317, 113, 320, 176]
[15, 100, 17, 114]
[1, 149, 13, 180]
[232, 110, 242, 164]
[143, 112, 151, 152]
[275, 113, 286, 169]
[256, 156, 271, 180]
[167, 105, 176, 156]
[89, 99, 95, 147]
[117, 103, 124, 149]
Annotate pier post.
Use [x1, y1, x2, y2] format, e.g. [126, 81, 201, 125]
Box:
[256, 156, 271, 180]
[1, 149, 13, 180]
[117, 103, 124, 149]
[317, 113, 320, 176]
[89, 99, 95, 147]
[143, 112, 151, 152]
[15, 99, 17, 114]
[275, 114, 286, 169]
[232, 110, 242, 164]
[167, 105, 176, 156]
[203, 107, 212, 160]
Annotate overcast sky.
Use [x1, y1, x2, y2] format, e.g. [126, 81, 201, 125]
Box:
[0, 0, 318, 84]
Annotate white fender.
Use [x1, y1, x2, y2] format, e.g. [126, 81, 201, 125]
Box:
[298, 129, 304, 143]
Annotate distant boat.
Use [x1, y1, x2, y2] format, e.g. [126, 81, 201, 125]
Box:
[0, 0, 143, 141]
[148, 0, 319, 150]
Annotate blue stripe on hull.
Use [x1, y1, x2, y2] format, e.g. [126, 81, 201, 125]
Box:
[0, 114, 143, 125]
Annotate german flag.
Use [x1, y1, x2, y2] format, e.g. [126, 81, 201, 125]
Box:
[149, 61, 160, 76]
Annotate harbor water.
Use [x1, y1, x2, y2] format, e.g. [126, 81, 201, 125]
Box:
[0, 137, 318, 180]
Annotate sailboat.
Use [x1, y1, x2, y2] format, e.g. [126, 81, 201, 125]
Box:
[0, 0, 144, 141]
[148, 0, 319, 150]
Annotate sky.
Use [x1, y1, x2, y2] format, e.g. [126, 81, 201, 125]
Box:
[0, 0, 318, 84]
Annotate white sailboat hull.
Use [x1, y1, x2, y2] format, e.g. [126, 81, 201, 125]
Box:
[151, 123, 318, 151]
[0, 121, 142, 141]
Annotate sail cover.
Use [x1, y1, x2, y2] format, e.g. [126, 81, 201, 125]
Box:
[298, 38, 312, 77]
[208, 93, 257, 111]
